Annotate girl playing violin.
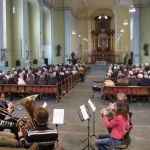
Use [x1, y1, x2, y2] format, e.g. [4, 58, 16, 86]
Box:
[95, 101, 130, 150]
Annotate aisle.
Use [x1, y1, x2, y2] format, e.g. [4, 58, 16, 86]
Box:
[54, 71, 106, 149]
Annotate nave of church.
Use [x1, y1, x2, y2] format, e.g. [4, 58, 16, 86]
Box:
[1, 0, 150, 149]
[5, 68, 149, 150]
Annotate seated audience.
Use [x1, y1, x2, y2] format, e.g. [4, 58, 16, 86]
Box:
[18, 73, 26, 85]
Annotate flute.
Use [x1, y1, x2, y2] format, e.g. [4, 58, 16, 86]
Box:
[105, 103, 115, 111]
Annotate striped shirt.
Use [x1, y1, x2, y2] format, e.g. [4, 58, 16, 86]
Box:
[20, 125, 58, 150]
[0, 119, 16, 128]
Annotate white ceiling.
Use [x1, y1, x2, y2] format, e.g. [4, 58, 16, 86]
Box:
[48, 0, 150, 8]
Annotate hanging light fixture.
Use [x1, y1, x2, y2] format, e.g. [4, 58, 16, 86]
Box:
[72, 30, 76, 35]
[120, 28, 125, 33]
[104, 15, 108, 19]
[98, 14, 108, 20]
[98, 16, 102, 19]
[12, 5, 16, 14]
[123, 20, 128, 25]
[129, 5, 136, 12]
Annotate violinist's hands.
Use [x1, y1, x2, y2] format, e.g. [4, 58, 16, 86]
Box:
[101, 108, 107, 116]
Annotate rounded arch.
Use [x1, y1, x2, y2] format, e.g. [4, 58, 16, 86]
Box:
[91, 9, 114, 19]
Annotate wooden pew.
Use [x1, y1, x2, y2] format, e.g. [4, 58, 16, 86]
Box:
[0, 84, 61, 103]
[102, 86, 150, 102]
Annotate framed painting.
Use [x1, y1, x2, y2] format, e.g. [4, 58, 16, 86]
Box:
[98, 33, 108, 49]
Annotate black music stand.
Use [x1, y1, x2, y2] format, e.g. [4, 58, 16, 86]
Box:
[53, 109, 64, 147]
[78, 105, 95, 150]
[88, 99, 97, 139]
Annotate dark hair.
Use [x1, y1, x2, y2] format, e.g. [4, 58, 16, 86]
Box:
[35, 107, 49, 125]
[115, 101, 129, 121]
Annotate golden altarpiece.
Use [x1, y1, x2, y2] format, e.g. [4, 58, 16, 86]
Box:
[91, 15, 115, 63]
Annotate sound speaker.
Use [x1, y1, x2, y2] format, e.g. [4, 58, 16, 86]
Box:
[16, 60, 20, 66]
[33, 59, 38, 64]
[44, 58, 48, 65]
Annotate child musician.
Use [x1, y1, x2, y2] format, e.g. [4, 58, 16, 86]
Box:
[95, 101, 130, 150]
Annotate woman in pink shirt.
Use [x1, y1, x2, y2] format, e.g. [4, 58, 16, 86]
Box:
[95, 101, 130, 150]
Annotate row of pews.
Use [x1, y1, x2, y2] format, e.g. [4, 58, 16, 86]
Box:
[0, 73, 80, 103]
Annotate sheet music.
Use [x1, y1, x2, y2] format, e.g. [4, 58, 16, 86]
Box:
[42, 102, 47, 108]
[80, 105, 89, 120]
[88, 99, 96, 112]
[53, 109, 64, 124]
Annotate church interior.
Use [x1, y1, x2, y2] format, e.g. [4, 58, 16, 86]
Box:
[0, 0, 150, 150]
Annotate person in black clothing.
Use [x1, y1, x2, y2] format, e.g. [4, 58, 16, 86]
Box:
[19, 107, 58, 150]
[0, 93, 19, 140]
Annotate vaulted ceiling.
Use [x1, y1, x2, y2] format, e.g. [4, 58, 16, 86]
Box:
[45, 0, 150, 17]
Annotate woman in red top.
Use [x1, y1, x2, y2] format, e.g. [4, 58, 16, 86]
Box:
[95, 101, 130, 150]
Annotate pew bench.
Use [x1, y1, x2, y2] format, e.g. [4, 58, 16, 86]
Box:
[102, 86, 150, 102]
[0, 84, 61, 103]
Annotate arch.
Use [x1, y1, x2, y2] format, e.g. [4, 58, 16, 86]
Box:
[91, 9, 114, 19]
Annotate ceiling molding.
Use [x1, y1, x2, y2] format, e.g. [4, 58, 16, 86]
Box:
[43, 0, 92, 20]
[135, 3, 150, 8]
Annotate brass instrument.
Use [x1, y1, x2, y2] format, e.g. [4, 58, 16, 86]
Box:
[17, 94, 38, 136]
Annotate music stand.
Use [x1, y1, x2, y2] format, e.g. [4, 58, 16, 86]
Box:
[53, 109, 64, 147]
[88, 99, 97, 139]
[78, 105, 95, 150]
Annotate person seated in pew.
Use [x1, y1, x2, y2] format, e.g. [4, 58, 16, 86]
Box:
[0, 73, 7, 84]
[128, 75, 138, 86]
[26, 74, 35, 85]
[7, 74, 17, 84]
[95, 101, 130, 150]
[19, 107, 58, 150]
[116, 74, 129, 86]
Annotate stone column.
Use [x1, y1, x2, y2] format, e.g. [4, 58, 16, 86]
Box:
[38, 0, 44, 66]
[130, 8, 140, 64]
[87, 19, 92, 63]
[23, 0, 29, 68]
[0, 0, 3, 50]
[64, 10, 71, 64]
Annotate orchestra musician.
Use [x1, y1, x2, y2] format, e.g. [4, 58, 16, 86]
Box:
[0, 94, 19, 147]
[0, 94, 19, 137]
[19, 107, 58, 150]
[104, 93, 130, 133]
[95, 101, 130, 150]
